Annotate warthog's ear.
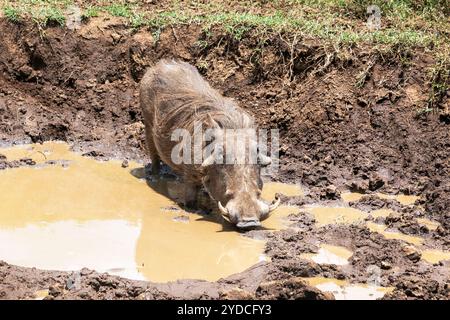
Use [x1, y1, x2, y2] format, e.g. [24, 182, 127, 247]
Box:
[206, 114, 222, 129]
[258, 154, 272, 167]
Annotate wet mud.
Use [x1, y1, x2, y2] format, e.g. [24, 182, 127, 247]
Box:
[0, 15, 448, 300]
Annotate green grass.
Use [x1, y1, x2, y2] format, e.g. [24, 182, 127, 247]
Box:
[105, 3, 131, 18]
[0, 0, 448, 48]
[82, 5, 100, 19]
[426, 51, 450, 111]
[35, 5, 65, 26]
[1, 0, 70, 26]
[136, 10, 439, 46]
[3, 5, 20, 22]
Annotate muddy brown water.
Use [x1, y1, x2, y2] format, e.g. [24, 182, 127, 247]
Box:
[300, 244, 353, 266]
[0, 142, 299, 282]
[341, 192, 419, 206]
[1, 141, 448, 298]
[302, 277, 394, 300]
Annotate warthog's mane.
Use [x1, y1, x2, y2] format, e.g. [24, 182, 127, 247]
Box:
[149, 59, 255, 140]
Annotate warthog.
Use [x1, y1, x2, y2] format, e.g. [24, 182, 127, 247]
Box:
[139, 59, 280, 229]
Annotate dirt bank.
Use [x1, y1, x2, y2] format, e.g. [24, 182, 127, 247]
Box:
[0, 16, 448, 300]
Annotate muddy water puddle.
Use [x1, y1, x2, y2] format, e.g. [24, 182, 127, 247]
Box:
[0, 141, 298, 282]
[303, 277, 394, 300]
[304, 206, 366, 226]
[300, 244, 353, 266]
[366, 222, 424, 246]
[261, 182, 303, 199]
[33, 289, 49, 300]
[341, 192, 419, 205]
[421, 249, 450, 264]
[416, 218, 440, 231]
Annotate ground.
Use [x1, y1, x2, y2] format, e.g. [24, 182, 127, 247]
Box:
[0, 1, 449, 300]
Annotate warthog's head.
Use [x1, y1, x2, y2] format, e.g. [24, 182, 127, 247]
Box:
[201, 124, 280, 230]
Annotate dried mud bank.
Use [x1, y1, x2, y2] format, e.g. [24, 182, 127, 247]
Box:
[0, 17, 449, 300]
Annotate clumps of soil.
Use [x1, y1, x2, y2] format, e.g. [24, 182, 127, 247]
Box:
[384, 212, 429, 236]
[0, 260, 330, 300]
[0, 154, 35, 169]
[0, 261, 163, 300]
[286, 211, 317, 230]
[348, 195, 406, 212]
[255, 278, 333, 300]
[419, 184, 450, 227]
[345, 194, 449, 246]
[0, 154, 70, 170]
[384, 277, 450, 300]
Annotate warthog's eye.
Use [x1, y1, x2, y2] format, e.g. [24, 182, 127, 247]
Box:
[225, 190, 234, 198]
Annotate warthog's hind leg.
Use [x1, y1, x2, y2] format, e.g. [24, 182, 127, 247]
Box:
[145, 135, 161, 177]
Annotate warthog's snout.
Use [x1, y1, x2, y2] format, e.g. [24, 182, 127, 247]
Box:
[218, 197, 281, 230]
[236, 218, 261, 230]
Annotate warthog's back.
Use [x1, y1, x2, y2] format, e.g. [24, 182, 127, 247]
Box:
[140, 59, 253, 128]
[140, 59, 255, 181]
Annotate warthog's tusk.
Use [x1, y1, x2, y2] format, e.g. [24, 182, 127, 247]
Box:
[218, 201, 230, 221]
[268, 197, 281, 212]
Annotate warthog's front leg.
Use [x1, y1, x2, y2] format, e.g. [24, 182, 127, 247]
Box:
[183, 181, 200, 209]
[150, 154, 160, 177]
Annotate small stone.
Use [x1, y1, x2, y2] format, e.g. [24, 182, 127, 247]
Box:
[115, 289, 127, 298]
[19, 158, 36, 166]
[350, 179, 369, 193]
[48, 285, 63, 297]
[369, 172, 386, 191]
[121, 160, 129, 168]
[220, 288, 253, 300]
[127, 284, 147, 297]
[111, 33, 122, 43]
[386, 212, 402, 223]
[173, 215, 190, 223]
[402, 245, 421, 262]
[77, 289, 91, 299]
[357, 98, 368, 107]
[80, 268, 93, 276]
[265, 91, 277, 99]
[436, 226, 447, 236]
[324, 184, 340, 200]
[323, 155, 332, 164]
[82, 150, 104, 157]
[381, 261, 392, 269]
